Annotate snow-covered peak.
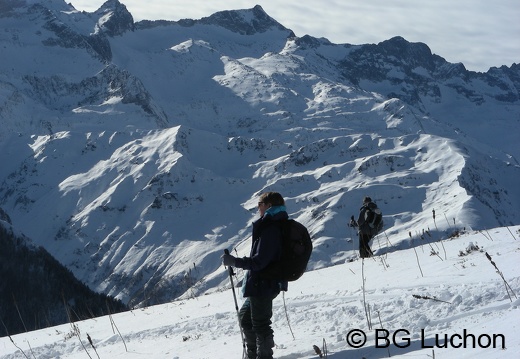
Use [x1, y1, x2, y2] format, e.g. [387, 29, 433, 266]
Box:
[198, 4, 294, 36]
[93, 0, 135, 36]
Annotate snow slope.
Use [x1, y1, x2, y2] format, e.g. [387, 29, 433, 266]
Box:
[1, 226, 518, 358]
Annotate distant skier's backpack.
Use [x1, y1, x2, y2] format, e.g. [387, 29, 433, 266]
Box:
[365, 205, 384, 235]
[260, 219, 313, 282]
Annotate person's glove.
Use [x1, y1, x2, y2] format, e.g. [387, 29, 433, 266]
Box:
[349, 216, 358, 228]
[221, 253, 236, 267]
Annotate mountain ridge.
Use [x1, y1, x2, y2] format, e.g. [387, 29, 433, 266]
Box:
[0, 0, 518, 313]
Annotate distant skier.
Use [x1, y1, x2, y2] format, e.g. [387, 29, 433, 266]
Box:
[349, 196, 383, 258]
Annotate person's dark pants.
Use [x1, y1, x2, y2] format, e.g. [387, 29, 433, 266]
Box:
[359, 233, 373, 258]
[239, 294, 277, 359]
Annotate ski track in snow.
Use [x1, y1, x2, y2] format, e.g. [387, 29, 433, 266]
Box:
[1, 226, 519, 358]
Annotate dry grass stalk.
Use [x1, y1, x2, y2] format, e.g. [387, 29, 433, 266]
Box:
[409, 232, 424, 277]
[1, 317, 31, 359]
[506, 226, 517, 240]
[106, 301, 128, 352]
[485, 252, 517, 302]
[412, 294, 451, 304]
[87, 333, 101, 359]
[361, 259, 372, 330]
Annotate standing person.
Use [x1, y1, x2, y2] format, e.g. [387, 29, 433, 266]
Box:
[222, 191, 288, 359]
[349, 196, 380, 258]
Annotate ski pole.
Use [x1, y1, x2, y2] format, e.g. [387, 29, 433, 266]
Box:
[224, 249, 247, 358]
[349, 215, 356, 254]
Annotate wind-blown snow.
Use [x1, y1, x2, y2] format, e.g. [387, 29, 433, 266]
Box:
[1, 226, 518, 358]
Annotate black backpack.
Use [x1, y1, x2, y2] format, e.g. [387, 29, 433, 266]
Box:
[365, 205, 384, 235]
[259, 219, 313, 282]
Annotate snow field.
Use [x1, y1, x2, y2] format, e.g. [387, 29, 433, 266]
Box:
[1, 226, 518, 358]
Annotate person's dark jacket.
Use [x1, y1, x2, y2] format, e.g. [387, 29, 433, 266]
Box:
[234, 208, 288, 297]
[357, 201, 378, 236]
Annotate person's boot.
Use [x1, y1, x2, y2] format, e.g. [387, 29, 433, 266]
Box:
[256, 335, 274, 359]
[243, 328, 257, 359]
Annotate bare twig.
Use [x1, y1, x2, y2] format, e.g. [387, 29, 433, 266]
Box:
[485, 252, 517, 302]
[106, 301, 128, 352]
[12, 294, 27, 333]
[506, 226, 517, 240]
[361, 259, 372, 330]
[443, 213, 451, 228]
[106, 302, 115, 334]
[87, 333, 100, 359]
[384, 231, 393, 247]
[412, 294, 451, 304]
[108, 312, 128, 352]
[478, 230, 493, 241]
[322, 338, 328, 358]
[1, 318, 30, 359]
[426, 228, 446, 260]
[282, 292, 295, 340]
[427, 242, 444, 261]
[409, 232, 424, 277]
[379, 255, 389, 270]
[73, 323, 92, 359]
[62, 292, 93, 359]
[413, 247, 424, 277]
[8, 335, 30, 359]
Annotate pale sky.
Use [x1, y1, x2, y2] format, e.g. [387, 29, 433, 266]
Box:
[71, 0, 519, 72]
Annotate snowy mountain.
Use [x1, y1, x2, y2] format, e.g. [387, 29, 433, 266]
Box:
[0, 0, 519, 315]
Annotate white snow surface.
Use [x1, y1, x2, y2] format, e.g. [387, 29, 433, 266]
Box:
[1, 226, 519, 358]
